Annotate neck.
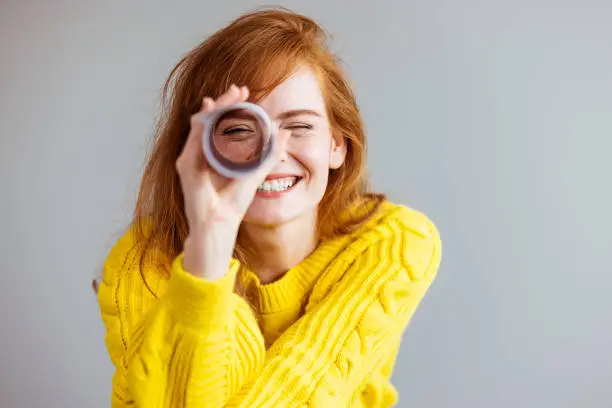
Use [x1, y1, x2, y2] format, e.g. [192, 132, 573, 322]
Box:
[238, 212, 318, 284]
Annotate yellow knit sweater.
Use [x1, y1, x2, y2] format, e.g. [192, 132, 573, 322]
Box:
[97, 200, 442, 407]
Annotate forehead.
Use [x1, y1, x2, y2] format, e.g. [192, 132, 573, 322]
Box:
[257, 66, 326, 115]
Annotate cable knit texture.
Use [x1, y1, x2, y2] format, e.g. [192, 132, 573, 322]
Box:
[97, 200, 442, 407]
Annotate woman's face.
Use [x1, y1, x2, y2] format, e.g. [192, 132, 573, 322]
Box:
[242, 66, 346, 227]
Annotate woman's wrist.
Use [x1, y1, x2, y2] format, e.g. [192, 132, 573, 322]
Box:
[183, 222, 240, 280]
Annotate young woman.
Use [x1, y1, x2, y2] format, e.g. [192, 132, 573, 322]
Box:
[97, 7, 442, 408]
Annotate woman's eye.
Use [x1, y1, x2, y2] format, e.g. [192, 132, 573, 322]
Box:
[220, 127, 254, 141]
[223, 127, 253, 135]
[286, 124, 313, 134]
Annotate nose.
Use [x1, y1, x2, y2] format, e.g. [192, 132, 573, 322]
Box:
[276, 128, 291, 162]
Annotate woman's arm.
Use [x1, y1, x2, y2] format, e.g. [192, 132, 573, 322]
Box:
[97, 230, 265, 407]
[225, 217, 442, 407]
[98, 84, 288, 407]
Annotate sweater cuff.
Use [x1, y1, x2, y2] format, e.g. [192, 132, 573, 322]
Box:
[165, 253, 241, 327]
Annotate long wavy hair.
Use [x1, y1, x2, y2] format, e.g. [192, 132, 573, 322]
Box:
[131, 7, 384, 293]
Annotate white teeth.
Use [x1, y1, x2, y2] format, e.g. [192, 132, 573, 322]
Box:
[257, 177, 298, 192]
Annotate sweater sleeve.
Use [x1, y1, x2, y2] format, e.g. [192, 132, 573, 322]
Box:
[97, 231, 265, 407]
[225, 217, 442, 407]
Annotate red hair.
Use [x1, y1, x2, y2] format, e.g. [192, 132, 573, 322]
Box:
[131, 7, 384, 289]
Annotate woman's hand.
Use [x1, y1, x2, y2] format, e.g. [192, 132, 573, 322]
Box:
[176, 84, 285, 279]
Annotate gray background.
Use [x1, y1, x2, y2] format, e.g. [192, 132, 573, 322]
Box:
[1, 0, 610, 407]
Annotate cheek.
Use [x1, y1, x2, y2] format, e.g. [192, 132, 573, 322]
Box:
[295, 136, 334, 177]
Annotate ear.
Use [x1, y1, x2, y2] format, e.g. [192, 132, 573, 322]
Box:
[329, 133, 347, 170]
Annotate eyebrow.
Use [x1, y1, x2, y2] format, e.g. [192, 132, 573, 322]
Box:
[276, 109, 322, 120]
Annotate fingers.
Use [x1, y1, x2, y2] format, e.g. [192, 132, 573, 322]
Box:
[176, 100, 208, 177]
[215, 84, 248, 107]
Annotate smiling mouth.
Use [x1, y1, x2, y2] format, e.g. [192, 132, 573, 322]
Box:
[257, 176, 302, 193]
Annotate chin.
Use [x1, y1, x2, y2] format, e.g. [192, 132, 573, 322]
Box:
[243, 205, 300, 227]
[243, 198, 315, 227]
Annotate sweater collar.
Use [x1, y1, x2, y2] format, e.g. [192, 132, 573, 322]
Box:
[238, 234, 350, 314]
[238, 197, 387, 314]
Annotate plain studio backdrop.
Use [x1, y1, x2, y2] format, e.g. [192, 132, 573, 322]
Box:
[1, 0, 611, 407]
